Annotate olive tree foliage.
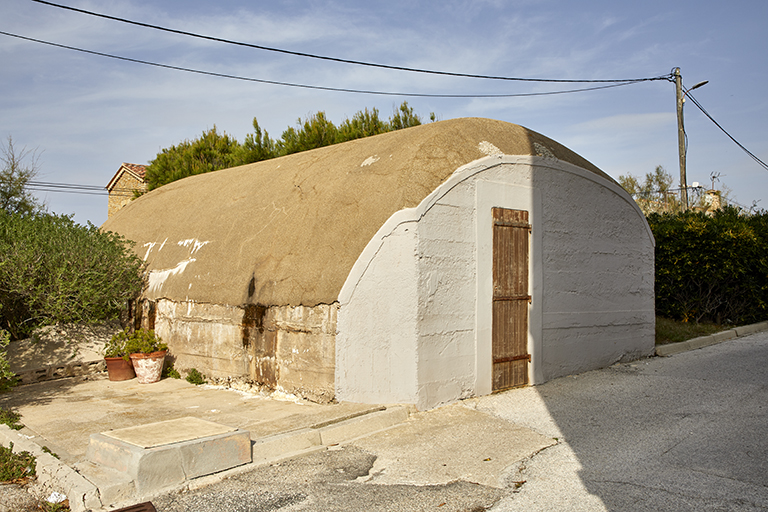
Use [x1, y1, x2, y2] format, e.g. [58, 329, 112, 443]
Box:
[619, 165, 730, 215]
[146, 102, 431, 190]
[618, 165, 679, 215]
[0, 211, 145, 340]
[0, 136, 42, 215]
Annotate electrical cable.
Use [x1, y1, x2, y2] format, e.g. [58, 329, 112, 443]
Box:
[31, 0, 672, 85]
[26, 180, 136, 196]
[685, 91, 768, 172]
[0, 31, 646, 98]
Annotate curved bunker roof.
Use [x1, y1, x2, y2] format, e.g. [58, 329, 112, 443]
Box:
[103, 117, 610, 307]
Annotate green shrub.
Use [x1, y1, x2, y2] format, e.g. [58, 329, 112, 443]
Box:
[121, 329, 167, 355]
[41, 501, 70, 512]
[0, 211, 145, 339]
[185, 368, 206, 385]
[0, 442, 36, 482]
[655, 316, 724, 345]
[104, 329, 132, 360]
[649, 206, 768, 324]
[0, 329, 16, 391]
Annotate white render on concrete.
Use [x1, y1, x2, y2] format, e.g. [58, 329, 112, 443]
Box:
[336, 155, 655, 410]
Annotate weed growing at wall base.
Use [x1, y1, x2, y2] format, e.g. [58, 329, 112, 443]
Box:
[186, 368, 206, 385]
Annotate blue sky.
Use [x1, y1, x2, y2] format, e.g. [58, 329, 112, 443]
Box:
[2, 0, 766, 225]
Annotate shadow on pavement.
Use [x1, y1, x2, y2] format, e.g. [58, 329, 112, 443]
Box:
[477, 334, 768, 511]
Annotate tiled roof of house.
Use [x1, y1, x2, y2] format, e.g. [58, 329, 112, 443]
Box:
[122, 163, 147, 180]
[106, 162, 148, 192]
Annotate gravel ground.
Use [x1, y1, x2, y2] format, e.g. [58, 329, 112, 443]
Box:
[152, 446, 504, 512]
[0, 481, 51, 512]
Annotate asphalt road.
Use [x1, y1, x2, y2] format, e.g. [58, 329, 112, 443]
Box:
[479, 331, 768, 511]
[151, 332, 768, 512]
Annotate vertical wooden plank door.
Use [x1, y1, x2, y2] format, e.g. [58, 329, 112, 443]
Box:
[492, 208, 531, 391]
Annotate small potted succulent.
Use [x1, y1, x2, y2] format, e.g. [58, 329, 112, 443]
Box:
[124, 329, 168, 384]
[104, 331, 136, 381]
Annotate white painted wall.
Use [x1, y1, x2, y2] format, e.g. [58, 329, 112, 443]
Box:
[335, 222, 420, 404]
[337, 155, 655, 409]
[415, 182, 477, 408]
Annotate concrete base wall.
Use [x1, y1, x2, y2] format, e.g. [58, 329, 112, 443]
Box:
[149, 299, 336, 402]
[269, 304, 338, 403]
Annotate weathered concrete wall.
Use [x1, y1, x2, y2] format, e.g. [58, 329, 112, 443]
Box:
[150, 299, 336, 402]
[415, 182, 477, 408]
[338, 154, 655, 409]
[335, 222, 420, 404]
[269, 304, 337, 403]
[154, 300, 248, 378]
[533, 166, 655, 380]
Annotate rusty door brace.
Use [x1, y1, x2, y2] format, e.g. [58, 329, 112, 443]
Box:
[493, 295, 532, 303]
[493, 354, 531, 364]
[493, 221, 532, 229]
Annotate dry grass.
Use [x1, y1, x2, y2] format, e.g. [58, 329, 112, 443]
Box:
[655, 317, 726, 345]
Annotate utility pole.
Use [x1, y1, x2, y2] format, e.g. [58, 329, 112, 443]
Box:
[674, 67, 688, 210]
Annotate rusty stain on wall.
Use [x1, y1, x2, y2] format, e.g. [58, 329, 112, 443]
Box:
[242, 303, 276, 387]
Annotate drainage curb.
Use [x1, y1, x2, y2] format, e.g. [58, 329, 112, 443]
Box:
[655, 320, 768, 357]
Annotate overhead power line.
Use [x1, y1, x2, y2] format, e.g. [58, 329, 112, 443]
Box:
[26, 180, 137, 196]
[0, 31, 649, 98]
[685, 91, 768, 172]
[32, 0, 671, 85]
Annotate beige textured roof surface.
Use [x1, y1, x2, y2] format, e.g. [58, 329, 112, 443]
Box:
[102, 117, 608, 306]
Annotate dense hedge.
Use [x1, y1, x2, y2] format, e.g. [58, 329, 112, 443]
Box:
[649, 206, 768, 324]
[0, 211, 145, 339]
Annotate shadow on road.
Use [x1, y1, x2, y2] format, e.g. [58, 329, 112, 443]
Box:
[478, 334, 768, 511]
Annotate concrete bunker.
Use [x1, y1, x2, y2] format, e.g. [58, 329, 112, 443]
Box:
[103, 118, 655, 409]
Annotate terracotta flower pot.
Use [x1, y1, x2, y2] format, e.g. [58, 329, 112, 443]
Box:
[129, 350, 167, 384]
[105, 357, 135, 381]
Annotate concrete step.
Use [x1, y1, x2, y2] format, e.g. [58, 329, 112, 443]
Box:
[81, 406, 409, 508]
[74, 461, 136, 506]
[86, 417, 251, 496]
[252, 405, 410, 463]
[316, 405, 410, 445]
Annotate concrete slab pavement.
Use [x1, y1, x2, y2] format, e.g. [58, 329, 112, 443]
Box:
[351, 403, 555, 489]
[12, 318, 765, 510]
[0, 375, 408, 510]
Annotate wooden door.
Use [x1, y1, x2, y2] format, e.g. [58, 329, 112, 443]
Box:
[492, 208, 530, 391]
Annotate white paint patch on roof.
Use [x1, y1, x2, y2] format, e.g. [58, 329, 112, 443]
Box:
[478, 141, 503, 156]
[361, 155, 380, 167]
[142, 242, 157, 261]
[148, 258, 196, 293]
[178, 239, 210, 254]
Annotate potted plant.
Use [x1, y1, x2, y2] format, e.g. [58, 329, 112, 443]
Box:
[125, 329, 168, 384]
[104, 331, 136, 381]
